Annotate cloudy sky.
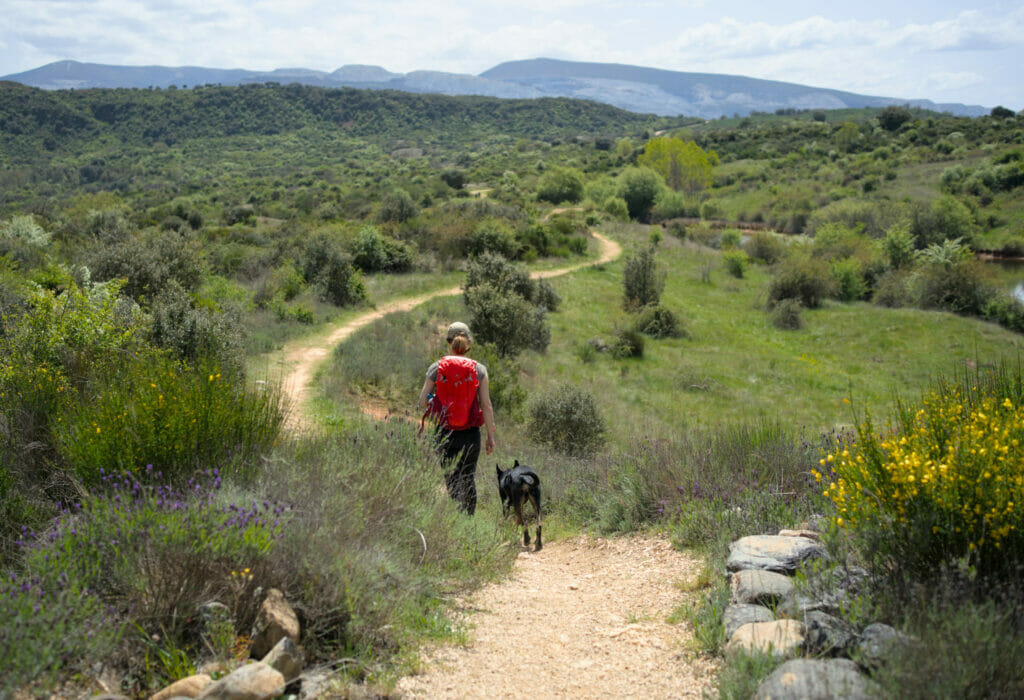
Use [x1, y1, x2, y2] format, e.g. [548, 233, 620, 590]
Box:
[2, 0, 1021, 109]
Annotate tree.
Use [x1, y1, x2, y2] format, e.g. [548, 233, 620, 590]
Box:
[622, 245, 664, 310]
[878, 106, 912, 132]
[637, 136, 717, 194]
[536, 166, 584, 204]
[834, 121, 860, 153]
[617, 167, 664, 221]
[991, 106, 1015, 119]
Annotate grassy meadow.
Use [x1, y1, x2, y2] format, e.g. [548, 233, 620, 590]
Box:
[2, 81, 1024, 696]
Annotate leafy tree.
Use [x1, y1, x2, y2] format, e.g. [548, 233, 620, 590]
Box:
[878, 106, 912, 132]
[622, 245, 665, 310]
[464, 282, 549, 357]
[834, 121, 860, 153]
[440, 169, 466, 189]
[617, 167, 664, 221]
[637, 136, 717, 194]
[991, 106, 1015, 119]
[376, 188, 418, 223]
[536, 166, 585, 204]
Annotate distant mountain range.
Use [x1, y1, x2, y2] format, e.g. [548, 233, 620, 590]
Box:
[0, 57, 989, 119]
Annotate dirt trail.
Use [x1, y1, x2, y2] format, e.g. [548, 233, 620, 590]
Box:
[277, 231, 620, 430]
[396, 536, 715, 699]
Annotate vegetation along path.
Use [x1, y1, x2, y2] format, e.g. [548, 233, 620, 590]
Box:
[277, 230, 621, 429]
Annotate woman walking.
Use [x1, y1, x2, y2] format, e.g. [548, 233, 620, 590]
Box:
[418, 322, 496, 514]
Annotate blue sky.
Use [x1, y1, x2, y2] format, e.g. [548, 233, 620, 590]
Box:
[1, 0, 1021, 109]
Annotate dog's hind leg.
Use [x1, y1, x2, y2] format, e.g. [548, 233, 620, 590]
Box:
[514, 500, 530, 547]
[528, 491, 542, 551]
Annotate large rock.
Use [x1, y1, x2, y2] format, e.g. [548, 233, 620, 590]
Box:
[857, 622, 912, 669]
[727, 535, 826, 574]
[732, 569, 795, 606]
[195, 663, 285, 700]
[804, 611, 857, 657]
[723, 604, 775, 640]
[726, 620, 804, 658]
[250, 589, 300, 659]
[150, 674, 213, 700]
[753, 658, 873, 700]
[261, 637, 305, 684]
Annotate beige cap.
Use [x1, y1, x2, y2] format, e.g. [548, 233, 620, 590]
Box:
[446, 321, 472, 343]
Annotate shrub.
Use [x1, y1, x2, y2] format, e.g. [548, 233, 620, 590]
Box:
[463, 252, 535, 302]
[148, 284, 244, 376]
[767, 256, 835, 309]
[622, 246, 665, 310]
[54, 352, 283, 486]
[302, 235, 366, 307]
[536, 166, 584, 204]
[650, 190, 694, 221]
[873, 269, 913, 308]
[0, 214, 51, 247]
[351, 225, 389, 272]
[617, 167, 664, 220]
[634, 304, 685, 338]
[611, 327, 645, 358]
[722, 249, 748, 278]
[745, 231, 786, 264]
[829, 258, 867, 301]
[603, 196, 629, 221]
[90, 231, 203, 302]
[915, 258, 992, 315]
[471, 219, 518, 258]
[465, 283, 549, 357]
[534, 278, 561, 312]
[720, 228, 742, 249]
[526, 384, 606, 456]
[815, 365, 1024, 582]
[884, 225, 916, 269]
[910, 196, 978, 249]
[769, 298, 804, 330]
[375, 188, 418, 223]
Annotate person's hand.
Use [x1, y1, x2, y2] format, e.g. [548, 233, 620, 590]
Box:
[485, 433, 495, 454]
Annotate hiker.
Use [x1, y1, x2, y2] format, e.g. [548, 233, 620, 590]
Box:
[418, 321, 496, 515]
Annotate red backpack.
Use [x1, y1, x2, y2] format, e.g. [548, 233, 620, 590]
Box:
[429, 355, 484, 430]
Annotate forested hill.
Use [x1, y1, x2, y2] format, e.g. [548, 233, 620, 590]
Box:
[0, 81, 662, 164]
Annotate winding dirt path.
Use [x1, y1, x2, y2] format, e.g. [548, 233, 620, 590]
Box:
[277, 231, 620, 430]
[395, 536, 715, 698]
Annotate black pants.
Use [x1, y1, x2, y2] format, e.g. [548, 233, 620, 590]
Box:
[436, 426, 480, 515]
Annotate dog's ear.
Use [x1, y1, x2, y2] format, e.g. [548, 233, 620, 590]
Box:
[514, 459, 519, 467]
[496, 463, 503, 478]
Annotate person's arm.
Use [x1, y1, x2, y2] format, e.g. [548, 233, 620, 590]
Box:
[418, 377, 435, 408]
[478, 374, 496, 454]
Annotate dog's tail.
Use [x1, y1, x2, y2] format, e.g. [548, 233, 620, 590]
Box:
[520, 473, 536, 491]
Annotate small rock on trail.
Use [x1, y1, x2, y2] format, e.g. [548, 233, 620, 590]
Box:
[396, 535, 716, 699]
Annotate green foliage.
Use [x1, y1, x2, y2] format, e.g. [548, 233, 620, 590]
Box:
[603, 196, 629, 221]
[817, 364, 1024, 582]
[722, 249, 748, 278]
[622, 245, 665, 310]
[745, 231, 786, 264]
[911, 196, 978, 249]
[633, 304, 685, 339]
[526, 383, 606, 456]
[830, 258, 868, 301]
[0, 214, 50, 247]
[148, 284, 244, 376]
[714, 650, 783, 700]
[471, 218, 518, 258]
[89, 230, 203, 302]
[617, 167, 664, 220]
[463, 252, 535, 302]
[650, 189, 695, 221]
[55, 352, 283, 485]
[884, 225, 916, 269]
[769, 298, 804, 330]
[376, 188, 419, 223]
[915, 257, 991, 315]
[611, 327, 645, 358]
[536, 166, 585, 204]
[637, 136, 717, 194]
[464, 282, 549, 357]
[302, 234, 367, 306]
[878, 106, 913, 132]
[767, 255, 835, 309]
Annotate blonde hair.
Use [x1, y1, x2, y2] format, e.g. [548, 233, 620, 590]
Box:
[450, 334, 471, 355]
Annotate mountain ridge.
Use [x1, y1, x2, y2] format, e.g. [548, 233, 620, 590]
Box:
[0, 57, 989, 118]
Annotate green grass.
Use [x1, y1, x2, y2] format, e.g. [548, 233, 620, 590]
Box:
[527, 223, 1024, 444]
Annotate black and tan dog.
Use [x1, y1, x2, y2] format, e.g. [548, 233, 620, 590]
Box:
[496, 460, 542, 551]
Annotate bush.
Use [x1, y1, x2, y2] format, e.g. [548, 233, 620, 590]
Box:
[536, 166, 584, 204]
[611, 327, 645, 358]
[815, 365, 1024, 582]
[722, 249, 748, 278]
[745, 231, 786, 264]
[622, 246, 665, 310]
[769, 298, 804, 330]
[471, 219, 518, 258]
[148, 284, 245, 376]
[873, 269, 914, 308]
[54, 352, 283, 486]
[534, 278, 561, 312]
[465, 282, 549, 357]
[603, 196, 629, 221]
[526, 384, 606, 456]
[634, 304, 685, 338]
[302, 235, 366, 307]
[617, 167, 664, 220]
[829, 258, 867, 301]
[375, 188, 418, 223]
[767, 256, 835, 309]
[90, 231, 203, 302]
[915, 258, 992, 315]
